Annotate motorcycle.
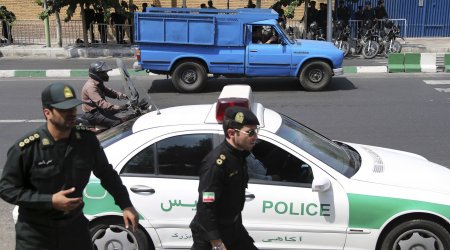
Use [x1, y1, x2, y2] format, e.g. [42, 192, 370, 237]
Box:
[76, 59, 154, 134]
[333, 21, 350, 57]
[307, 21, 325, 41]
[358, 21, 380, 59]
[380, 21, 404, 57]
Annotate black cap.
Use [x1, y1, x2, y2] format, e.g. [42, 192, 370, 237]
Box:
[41, 83, 83, 110]
[224, 106, 259, 128]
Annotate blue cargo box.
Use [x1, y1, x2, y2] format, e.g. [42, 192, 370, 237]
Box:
[135, 8, 278, 46]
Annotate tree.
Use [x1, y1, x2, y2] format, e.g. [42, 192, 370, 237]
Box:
[36, 0, 121, 47]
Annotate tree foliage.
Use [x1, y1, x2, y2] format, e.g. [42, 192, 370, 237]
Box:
[35, 0, 122, 21]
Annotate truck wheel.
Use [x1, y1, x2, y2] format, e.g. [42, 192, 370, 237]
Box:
[299, 60, 332, 91]
[380, 219, 450, 250]
[172, 62, 207, 93]
[90, 217, 152, 250]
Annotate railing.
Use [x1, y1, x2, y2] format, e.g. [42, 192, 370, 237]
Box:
[348, 19, 407, 39]
[0, 19, 134, 46]
[285, 18, 407, 40]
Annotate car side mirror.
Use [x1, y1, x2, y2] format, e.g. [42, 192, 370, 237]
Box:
[312, 177, 331, 192]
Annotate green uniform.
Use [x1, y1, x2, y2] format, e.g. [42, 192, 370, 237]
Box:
[0, 124, 132, 250]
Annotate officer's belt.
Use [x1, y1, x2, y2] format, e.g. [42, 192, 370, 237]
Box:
[218, 214, 240, 225]
[18, 210, 83, 227]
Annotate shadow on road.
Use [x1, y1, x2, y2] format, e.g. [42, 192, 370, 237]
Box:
[148, 77, 357, 94]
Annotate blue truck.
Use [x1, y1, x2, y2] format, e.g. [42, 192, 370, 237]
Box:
[133, 8, 344, 93]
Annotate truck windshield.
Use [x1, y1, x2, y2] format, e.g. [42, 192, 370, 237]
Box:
[275, 114, 360, 177]
[278, 25, 294, 44]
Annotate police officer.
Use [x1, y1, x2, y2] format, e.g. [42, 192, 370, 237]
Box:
[81, 61, 128, 128]
[190, 106, 259, 250]
[0, 83, 138, 250]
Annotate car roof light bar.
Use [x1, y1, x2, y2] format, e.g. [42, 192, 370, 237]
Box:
[215, 85, 254, 123]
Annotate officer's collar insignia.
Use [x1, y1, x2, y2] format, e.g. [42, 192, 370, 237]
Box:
[229, 170, 238, 177]
[219, 154, 226, 160]
[42, 138, 50, 146]
[216, 159, 223, 165]
[235, 112, 244, 124]
[64, 86, 74, 98]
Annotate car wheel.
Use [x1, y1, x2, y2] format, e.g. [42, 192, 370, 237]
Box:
[380, 219, 450, 250]
[171, 61, 207, 93]
[90, 217, 151, 250]
[299, 60, 332, 91]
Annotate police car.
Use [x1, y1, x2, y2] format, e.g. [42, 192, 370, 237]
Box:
[81, 85, 450, 250]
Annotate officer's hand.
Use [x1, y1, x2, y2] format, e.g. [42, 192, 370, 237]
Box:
[118, 93, 128, 100]
[122, 206, 139, 232]
[119, 104, 128, 111]
[51, 187, 82, 213]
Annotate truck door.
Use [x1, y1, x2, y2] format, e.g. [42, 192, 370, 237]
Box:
[246, 25, 292, 76]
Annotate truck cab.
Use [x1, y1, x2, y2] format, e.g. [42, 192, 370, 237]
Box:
[134, 8, 344, 93]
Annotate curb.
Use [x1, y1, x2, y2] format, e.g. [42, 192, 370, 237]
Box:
[0, 69, 152, 78]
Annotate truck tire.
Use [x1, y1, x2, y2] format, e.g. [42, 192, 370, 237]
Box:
[171, 61, 207, 93]
[299, 60, 332, 91]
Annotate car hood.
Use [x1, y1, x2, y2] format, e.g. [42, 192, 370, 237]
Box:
[350, 143, 450, 194]
[294, 39, 337, 50]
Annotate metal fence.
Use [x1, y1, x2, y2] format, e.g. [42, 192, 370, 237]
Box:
[0, 19, 134, 47]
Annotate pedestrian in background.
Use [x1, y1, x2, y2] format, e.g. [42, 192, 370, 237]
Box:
[142, 2, 148, 12]
[0, 82, 138, 250]
[0, 6, 15, 43]
[207, 0, 217, 9]
[363, 0, 375, 23]
[190, 106, 260, 250]
[84, 3, 96, 43]
[110, 7, 126, 44]
[95, 7, 107, 44]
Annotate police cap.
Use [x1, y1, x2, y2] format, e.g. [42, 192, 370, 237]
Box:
[223, 106, 259, 129]
[41, 83, 82, 110]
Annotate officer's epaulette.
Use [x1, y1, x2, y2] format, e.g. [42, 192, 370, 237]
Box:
[17, 132, 40, 149]
[215, 154, 227, 166]
[75, 124, 90, 132]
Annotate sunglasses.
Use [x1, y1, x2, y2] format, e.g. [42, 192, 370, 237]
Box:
[235, 128, 259, 137]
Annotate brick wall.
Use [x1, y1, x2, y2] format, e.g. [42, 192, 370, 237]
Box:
[1, 0, 333, 21]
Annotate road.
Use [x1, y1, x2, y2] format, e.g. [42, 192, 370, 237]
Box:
[1, 73, 449, 249]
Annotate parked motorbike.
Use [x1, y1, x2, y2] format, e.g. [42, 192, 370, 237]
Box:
[307, 21, 325, 41]
[333, 21, 350, 57]
[379, 20, 404, 57]
[359, 20, 380, 59]
[76, 59, 154, 134]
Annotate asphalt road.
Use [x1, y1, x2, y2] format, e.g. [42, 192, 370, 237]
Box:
[0, 73, 449, 249]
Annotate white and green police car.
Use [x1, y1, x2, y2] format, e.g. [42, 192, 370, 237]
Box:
[78, 85, 449, 249]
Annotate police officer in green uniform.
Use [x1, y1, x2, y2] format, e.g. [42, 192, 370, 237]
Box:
[0, 83, 139, 250]
[190, 106, 260, 250]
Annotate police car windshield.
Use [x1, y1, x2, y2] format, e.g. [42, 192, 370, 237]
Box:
[276, 114, 359, 177]
[97, 118, 137, 148]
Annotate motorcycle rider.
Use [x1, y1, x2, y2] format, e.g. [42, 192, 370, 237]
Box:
[81, 61, 128, 128]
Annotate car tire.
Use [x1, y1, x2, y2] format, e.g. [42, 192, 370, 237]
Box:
[380, 219, 450, 250]
[171, 61, 207, 93]
[90, 217, 152, 250]
[299, 60, 332, 91]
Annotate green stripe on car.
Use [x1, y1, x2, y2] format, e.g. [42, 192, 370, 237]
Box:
[348, 193, 450, 229]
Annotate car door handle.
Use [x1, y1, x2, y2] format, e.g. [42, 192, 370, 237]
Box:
[245, 193, 255, 200]
[250, 50, 258, 52]
[130, 185, 155, 194]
